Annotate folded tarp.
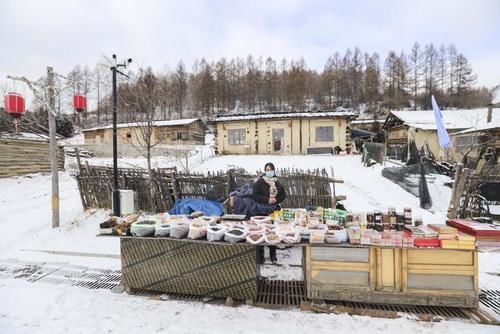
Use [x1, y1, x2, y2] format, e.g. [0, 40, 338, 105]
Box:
[169, 198, 224, 216]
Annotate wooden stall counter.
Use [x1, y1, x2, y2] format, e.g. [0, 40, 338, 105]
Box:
[304, 245, 478, 308]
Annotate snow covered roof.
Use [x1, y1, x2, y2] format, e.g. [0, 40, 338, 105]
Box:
[213, 111, 356, 122]
[82, 118, 201, 132]
[0, 131, 50, 142]
[350, 119, 381, 124]
[384, 108, 500, 131]
[452, 118, 500, 135]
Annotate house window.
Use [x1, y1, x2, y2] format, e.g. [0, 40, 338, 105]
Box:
[176, 132, 188, 140]
[455, 135, 477, 150]
[228, 128, 246, 145]
[316, 126, 334, 142]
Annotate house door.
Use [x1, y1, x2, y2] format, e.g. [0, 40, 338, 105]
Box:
[272, 128, 285, 153]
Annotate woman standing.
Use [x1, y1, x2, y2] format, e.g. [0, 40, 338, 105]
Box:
[253, 162, 286, 264]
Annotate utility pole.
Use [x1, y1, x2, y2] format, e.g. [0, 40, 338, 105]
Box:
[47, 66, 60, 228]
[111, 62, 120, 216]
[7, 69, 61, 228]
[110, 54, 132, 217]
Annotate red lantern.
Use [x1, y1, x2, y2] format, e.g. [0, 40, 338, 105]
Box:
[4, 93, 26, 119]
[73, 94, 87, 112]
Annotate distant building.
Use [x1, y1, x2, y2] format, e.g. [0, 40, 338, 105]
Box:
[212, 111, 355, 155]
[382, 108, 500, 160]
[82, 118, 206, 146]
[349, 119, 382, 132]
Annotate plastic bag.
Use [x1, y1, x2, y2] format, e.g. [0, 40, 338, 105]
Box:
[207, 225, 227, 242]
[130, 218, 159, 237]
[170, 221, 190, 239]
[188, 222, 207, 240]
[224, 228, 248, 243]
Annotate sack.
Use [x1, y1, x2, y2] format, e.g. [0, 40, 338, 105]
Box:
[155, 223, 171, 237]
[264, 232, 282, 245]
[130, 218, 159, 237]
[246, 233, 265, 244]
[188, 222, 208, 240]
[170, 221, 190, 239]
[224, 228, 248, 243]
[282, 231, 301, 244]
[207, 225, 227, 242]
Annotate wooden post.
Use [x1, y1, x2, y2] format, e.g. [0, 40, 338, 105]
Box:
[47, 66, 60, 228]
[448, 162, 463, 218]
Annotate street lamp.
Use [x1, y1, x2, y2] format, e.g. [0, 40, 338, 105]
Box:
[111, 54, 132, 216]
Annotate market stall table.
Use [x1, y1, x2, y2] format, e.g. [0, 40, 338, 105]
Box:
[107, 235, 479, 308]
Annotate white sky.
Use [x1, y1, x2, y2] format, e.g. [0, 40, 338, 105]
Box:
[1, 0, 499, 108]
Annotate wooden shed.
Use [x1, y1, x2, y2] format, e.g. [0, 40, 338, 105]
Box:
[0, 133, 64, 178]
[450, 119, 500, 166]
[382, 108, 500, 160]
[213, 111, 355, 155]
[82, 118, 206, 146]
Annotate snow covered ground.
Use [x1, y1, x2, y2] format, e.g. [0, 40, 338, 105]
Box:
[0, 154, 499, 333]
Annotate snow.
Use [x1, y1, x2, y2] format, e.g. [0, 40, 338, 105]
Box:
[82, 118, 200, 132]
[1, 154, 499, 333]
[389, 108, 500, 131]
[0, 131, 49, 141]
[213, 110, 356, 122]
[2, 279, 497, 334]
[59, 133, 84, 146]
[350, 119, 380, 124]
[65, 142, 215, 172]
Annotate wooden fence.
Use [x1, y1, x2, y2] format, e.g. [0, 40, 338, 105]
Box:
[0, 138, 64, 178]
[75, 163, 344, 213]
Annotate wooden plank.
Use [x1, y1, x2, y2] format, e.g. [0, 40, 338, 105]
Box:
[407, 249, 473, 265]
[310, 261, 370, 271]
[407, 264, 475, 276]
[381, 248, 395, 290]
[402, 248, 408, 292]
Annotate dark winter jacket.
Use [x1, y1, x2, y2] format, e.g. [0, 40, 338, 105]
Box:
[252, 176, 286, 204]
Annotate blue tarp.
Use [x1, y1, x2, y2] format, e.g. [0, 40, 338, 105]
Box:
[169, 199, 224, 216]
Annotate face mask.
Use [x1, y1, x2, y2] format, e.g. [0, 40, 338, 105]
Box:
[265, 171, 275, 178]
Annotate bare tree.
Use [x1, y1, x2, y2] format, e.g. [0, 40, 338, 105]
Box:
[120, 68, 164, 178]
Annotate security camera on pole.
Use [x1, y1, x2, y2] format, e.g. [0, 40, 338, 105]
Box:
[110, 54, 132, 217]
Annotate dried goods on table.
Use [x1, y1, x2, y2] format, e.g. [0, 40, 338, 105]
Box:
[264, 232, 282, 244]
[224, 228, 248, 243]
[246, 233, 265, 244]
[207, 225, 227, 241]
[187, 221, 208, 239]
[309, 230, 326, 243]
[170, 221, 190, 239]
[130, 218, 159, 237]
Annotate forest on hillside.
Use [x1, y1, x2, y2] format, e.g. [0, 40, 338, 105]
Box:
[0, 42, 495, 134]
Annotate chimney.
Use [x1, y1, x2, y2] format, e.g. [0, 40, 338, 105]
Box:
[487, 104, 492, 123]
